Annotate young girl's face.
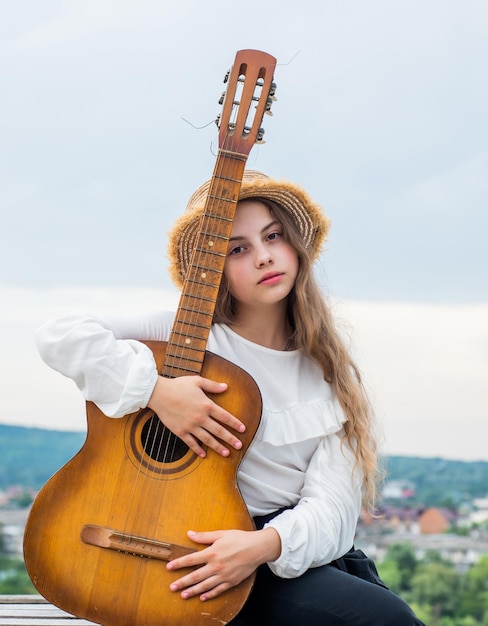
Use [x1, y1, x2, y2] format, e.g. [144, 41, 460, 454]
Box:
[224, 200, 299, 309]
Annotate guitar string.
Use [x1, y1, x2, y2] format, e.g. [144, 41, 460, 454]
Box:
[127, 66, 268, 546]
[146, 90, 243, 542]
[115, 96, 243, 550]
[124, 73, 258, 546]
[120, 61, 272, 553]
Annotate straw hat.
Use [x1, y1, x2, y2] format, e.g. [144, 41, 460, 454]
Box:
[168, 170, 330, 289]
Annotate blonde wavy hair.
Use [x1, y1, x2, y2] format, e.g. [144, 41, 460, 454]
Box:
[213, 198, 380, 508]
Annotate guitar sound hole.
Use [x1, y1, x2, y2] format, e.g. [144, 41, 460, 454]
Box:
[141, 415, 189, 463]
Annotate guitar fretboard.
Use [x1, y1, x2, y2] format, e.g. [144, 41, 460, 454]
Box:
[162, 152, 247, 378]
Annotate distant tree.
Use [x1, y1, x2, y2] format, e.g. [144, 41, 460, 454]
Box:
[12, 490, 34, 507]
[0, 558, 36, 594]
[376, 558, 402, 591]
[458, 554, 488, 622]
[407, 602, 432, 625]
[447, 616, 484, 626]
[411, 561, 460, 620]
[422, 549, 452, 565]
[380, 542, 419, 592]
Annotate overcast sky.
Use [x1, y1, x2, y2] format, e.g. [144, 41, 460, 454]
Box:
[1, 0, 487, 462]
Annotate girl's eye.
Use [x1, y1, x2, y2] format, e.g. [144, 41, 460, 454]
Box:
[267, 231, 281, 241]
[228, 245, 244, 255]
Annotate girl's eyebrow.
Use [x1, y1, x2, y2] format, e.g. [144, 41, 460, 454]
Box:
[228, 220, 280, 242]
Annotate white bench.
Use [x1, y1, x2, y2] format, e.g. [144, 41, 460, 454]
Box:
[0, 595, 97, 625]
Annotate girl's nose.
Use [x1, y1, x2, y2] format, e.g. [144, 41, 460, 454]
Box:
[255, 249, 273, 267]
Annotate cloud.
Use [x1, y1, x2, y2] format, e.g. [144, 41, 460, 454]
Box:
[12, 1, 189, 50]
[334, 300, 488, 460]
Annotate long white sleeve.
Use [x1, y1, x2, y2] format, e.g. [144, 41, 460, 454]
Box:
[35, 311, 174, 417]
[264, 431, 362, 577]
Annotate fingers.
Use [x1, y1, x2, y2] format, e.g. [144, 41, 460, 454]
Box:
[192, 379, 245, 457]
[167, 405, 243, 460]
[199, 378, 246, 434]
[168, 538, 231, 601]
[167, 529, 258, 601]
[179, 428, 233, 459]
[149, 375, 246, 458]
[169, 569, 228, 601]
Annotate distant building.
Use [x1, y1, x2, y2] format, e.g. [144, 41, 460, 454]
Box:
[382, 480, 416, 500]
[360, 505, 460, 535]
[471, 497, 488, 525]
[418, 507, 457, 534]
[0, 507, 30, 556]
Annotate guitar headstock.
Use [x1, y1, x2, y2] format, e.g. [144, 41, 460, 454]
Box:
[216, 49, 277, 156]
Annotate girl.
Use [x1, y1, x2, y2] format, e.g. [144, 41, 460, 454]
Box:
[36, 171, 425, 625]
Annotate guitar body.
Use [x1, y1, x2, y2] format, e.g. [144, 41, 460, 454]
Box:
[24, 342, 262, 626]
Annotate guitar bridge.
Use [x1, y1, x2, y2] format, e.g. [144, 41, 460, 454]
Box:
[81, 524, 196, 561]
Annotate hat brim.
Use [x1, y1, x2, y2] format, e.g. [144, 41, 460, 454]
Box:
[168, 170, 330, 289]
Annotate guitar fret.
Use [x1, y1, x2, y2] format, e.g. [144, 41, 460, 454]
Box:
[177, 306, 214, 318]
[189, 262, 221, 276]
[165, 345, 205, 356]
[218, 148, 248, 161]
[212, 174, 242, 184]
[166, 344, 205, 356]
[206, 195, 239, 206]
[163, 365, 201, 376]
[173, 319, 210, 331]
[193, 247, 226, 258]
[187, 262, 226, 279]
[198, 229, 232, 240]
[181, 293, 217, 305]
[186, 277, 220, 289]
[164, 353, 204, 366]
[207, 194, 237, 202]
[188, 262, 221, 272]
[201, 213, 232, 229]
[171, 330, 208, 342]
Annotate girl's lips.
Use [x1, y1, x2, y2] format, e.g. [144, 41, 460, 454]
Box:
[259, 272, 283, 285]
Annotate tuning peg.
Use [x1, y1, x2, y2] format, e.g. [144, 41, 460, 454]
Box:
[218, 91, 226, 105]
[256, 128, 266, 143]
[265, 97, 274, 115]
[268, 82, 277, 99]
[215, 113, 221, 128]
[223, 70, 230, 84]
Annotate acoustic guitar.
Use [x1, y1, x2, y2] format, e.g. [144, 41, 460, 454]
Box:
[24, 49, 277, 626]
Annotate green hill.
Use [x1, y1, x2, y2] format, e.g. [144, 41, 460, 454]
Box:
[383, 455, 488, 507]
[0, 424, 487, 507]
[0, 424, 86, 490]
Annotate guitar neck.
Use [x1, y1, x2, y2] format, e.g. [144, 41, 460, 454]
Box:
[162, 151, 247, 379]
[162, 48, 277, 379]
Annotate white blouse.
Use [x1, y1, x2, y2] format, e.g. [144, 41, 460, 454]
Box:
[35, 310, 362, 578]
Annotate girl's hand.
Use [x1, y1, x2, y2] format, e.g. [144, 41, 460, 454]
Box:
[167, 528, 281, 601]
[147, 375, 246, 458]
